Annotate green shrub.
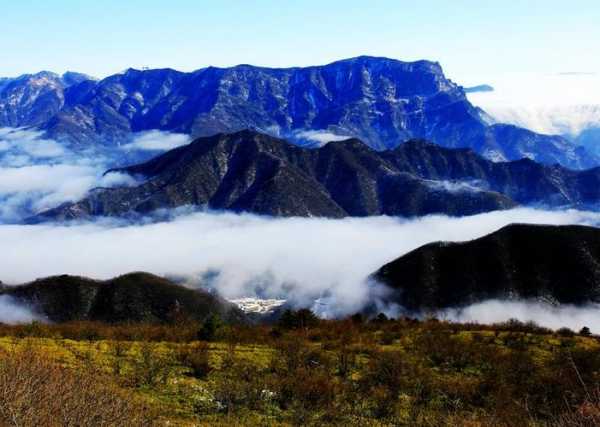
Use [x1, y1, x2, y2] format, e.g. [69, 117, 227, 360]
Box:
[177, 342, 212, 378]
[198, 314, 223, 341]
[557, 327, 576, 337]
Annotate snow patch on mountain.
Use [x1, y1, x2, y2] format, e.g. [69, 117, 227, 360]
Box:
[424, 179, 487, 193]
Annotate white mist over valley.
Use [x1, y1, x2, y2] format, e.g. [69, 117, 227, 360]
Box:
[1, 61, 600, 333]
[4, 3, 600, 424]
[2, 127, 600, 329]
[2, 207, 600, 330]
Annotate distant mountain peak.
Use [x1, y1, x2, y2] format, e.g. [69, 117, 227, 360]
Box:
[0, 57, 596, 169]
[328, 55, 440, 66]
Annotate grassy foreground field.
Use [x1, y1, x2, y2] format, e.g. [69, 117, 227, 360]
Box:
[0, 314, 599, 426]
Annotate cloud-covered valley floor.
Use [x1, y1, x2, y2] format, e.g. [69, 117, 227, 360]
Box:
[3, 208, 600, 331]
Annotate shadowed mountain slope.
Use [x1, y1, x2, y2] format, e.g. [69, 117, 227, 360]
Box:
[34, 130, 521, 220]
[1, 272, 246, 323]
[374, 224, 600, 310]
[34, 130, 600, 221]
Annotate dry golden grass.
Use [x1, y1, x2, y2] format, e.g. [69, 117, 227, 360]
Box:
[0, 345, 157, 426]
[0, 317, 597, 426]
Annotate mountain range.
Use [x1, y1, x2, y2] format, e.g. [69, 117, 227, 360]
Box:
[34, 129, 600, 221]
[0, 56, 595, 169]
[373, 223, 600, 310]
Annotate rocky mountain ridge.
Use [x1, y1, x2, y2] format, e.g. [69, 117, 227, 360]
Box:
[34, 130, 600, 221]
[1, 56, 594, 169]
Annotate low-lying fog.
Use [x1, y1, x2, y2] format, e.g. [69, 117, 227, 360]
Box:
[1, 207, 600, 331]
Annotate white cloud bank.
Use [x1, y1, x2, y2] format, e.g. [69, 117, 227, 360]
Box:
[441, 300, 600, 333]
[467, 73, 600, 137]
[2, 128, 600, 330]
[0, 128, 188, 222]
[262, 126, 352, 146]
[1, 208, 599, 324]
[0, 128, 66, 158]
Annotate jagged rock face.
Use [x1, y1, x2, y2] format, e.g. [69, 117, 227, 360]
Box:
[33, 130, 600, 221]
[0, 71, 91, 128]
[51, 58, 467, 149]
[1, 272, 246, 323]
[34, 130, 519, 220]
[373, 224, 600, 310]
[0, 57, 594, 168]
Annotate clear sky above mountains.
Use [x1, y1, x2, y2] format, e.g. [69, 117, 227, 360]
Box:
[3, 0, 599, 86]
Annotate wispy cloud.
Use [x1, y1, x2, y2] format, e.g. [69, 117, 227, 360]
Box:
[424, 179, 487, 193]
[0, 295, 42, 324]
[292, 129, 351, 145]
[119, 130, 191, 151]
[557, 72, 597, 76]
[0, 128, 186, 222]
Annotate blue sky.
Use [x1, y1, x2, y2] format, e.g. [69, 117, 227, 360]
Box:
[2, 0, 600, 85]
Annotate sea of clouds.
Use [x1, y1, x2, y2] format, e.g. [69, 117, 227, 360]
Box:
[2, 127, 600, 331]
[2, 207, 600, 329]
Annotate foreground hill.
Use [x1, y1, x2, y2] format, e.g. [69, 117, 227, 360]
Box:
[1, 272, 246, 323]
[374, 224, 600, 310]
[0, 56, 594, 168]
[35, 130, 600, 220]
